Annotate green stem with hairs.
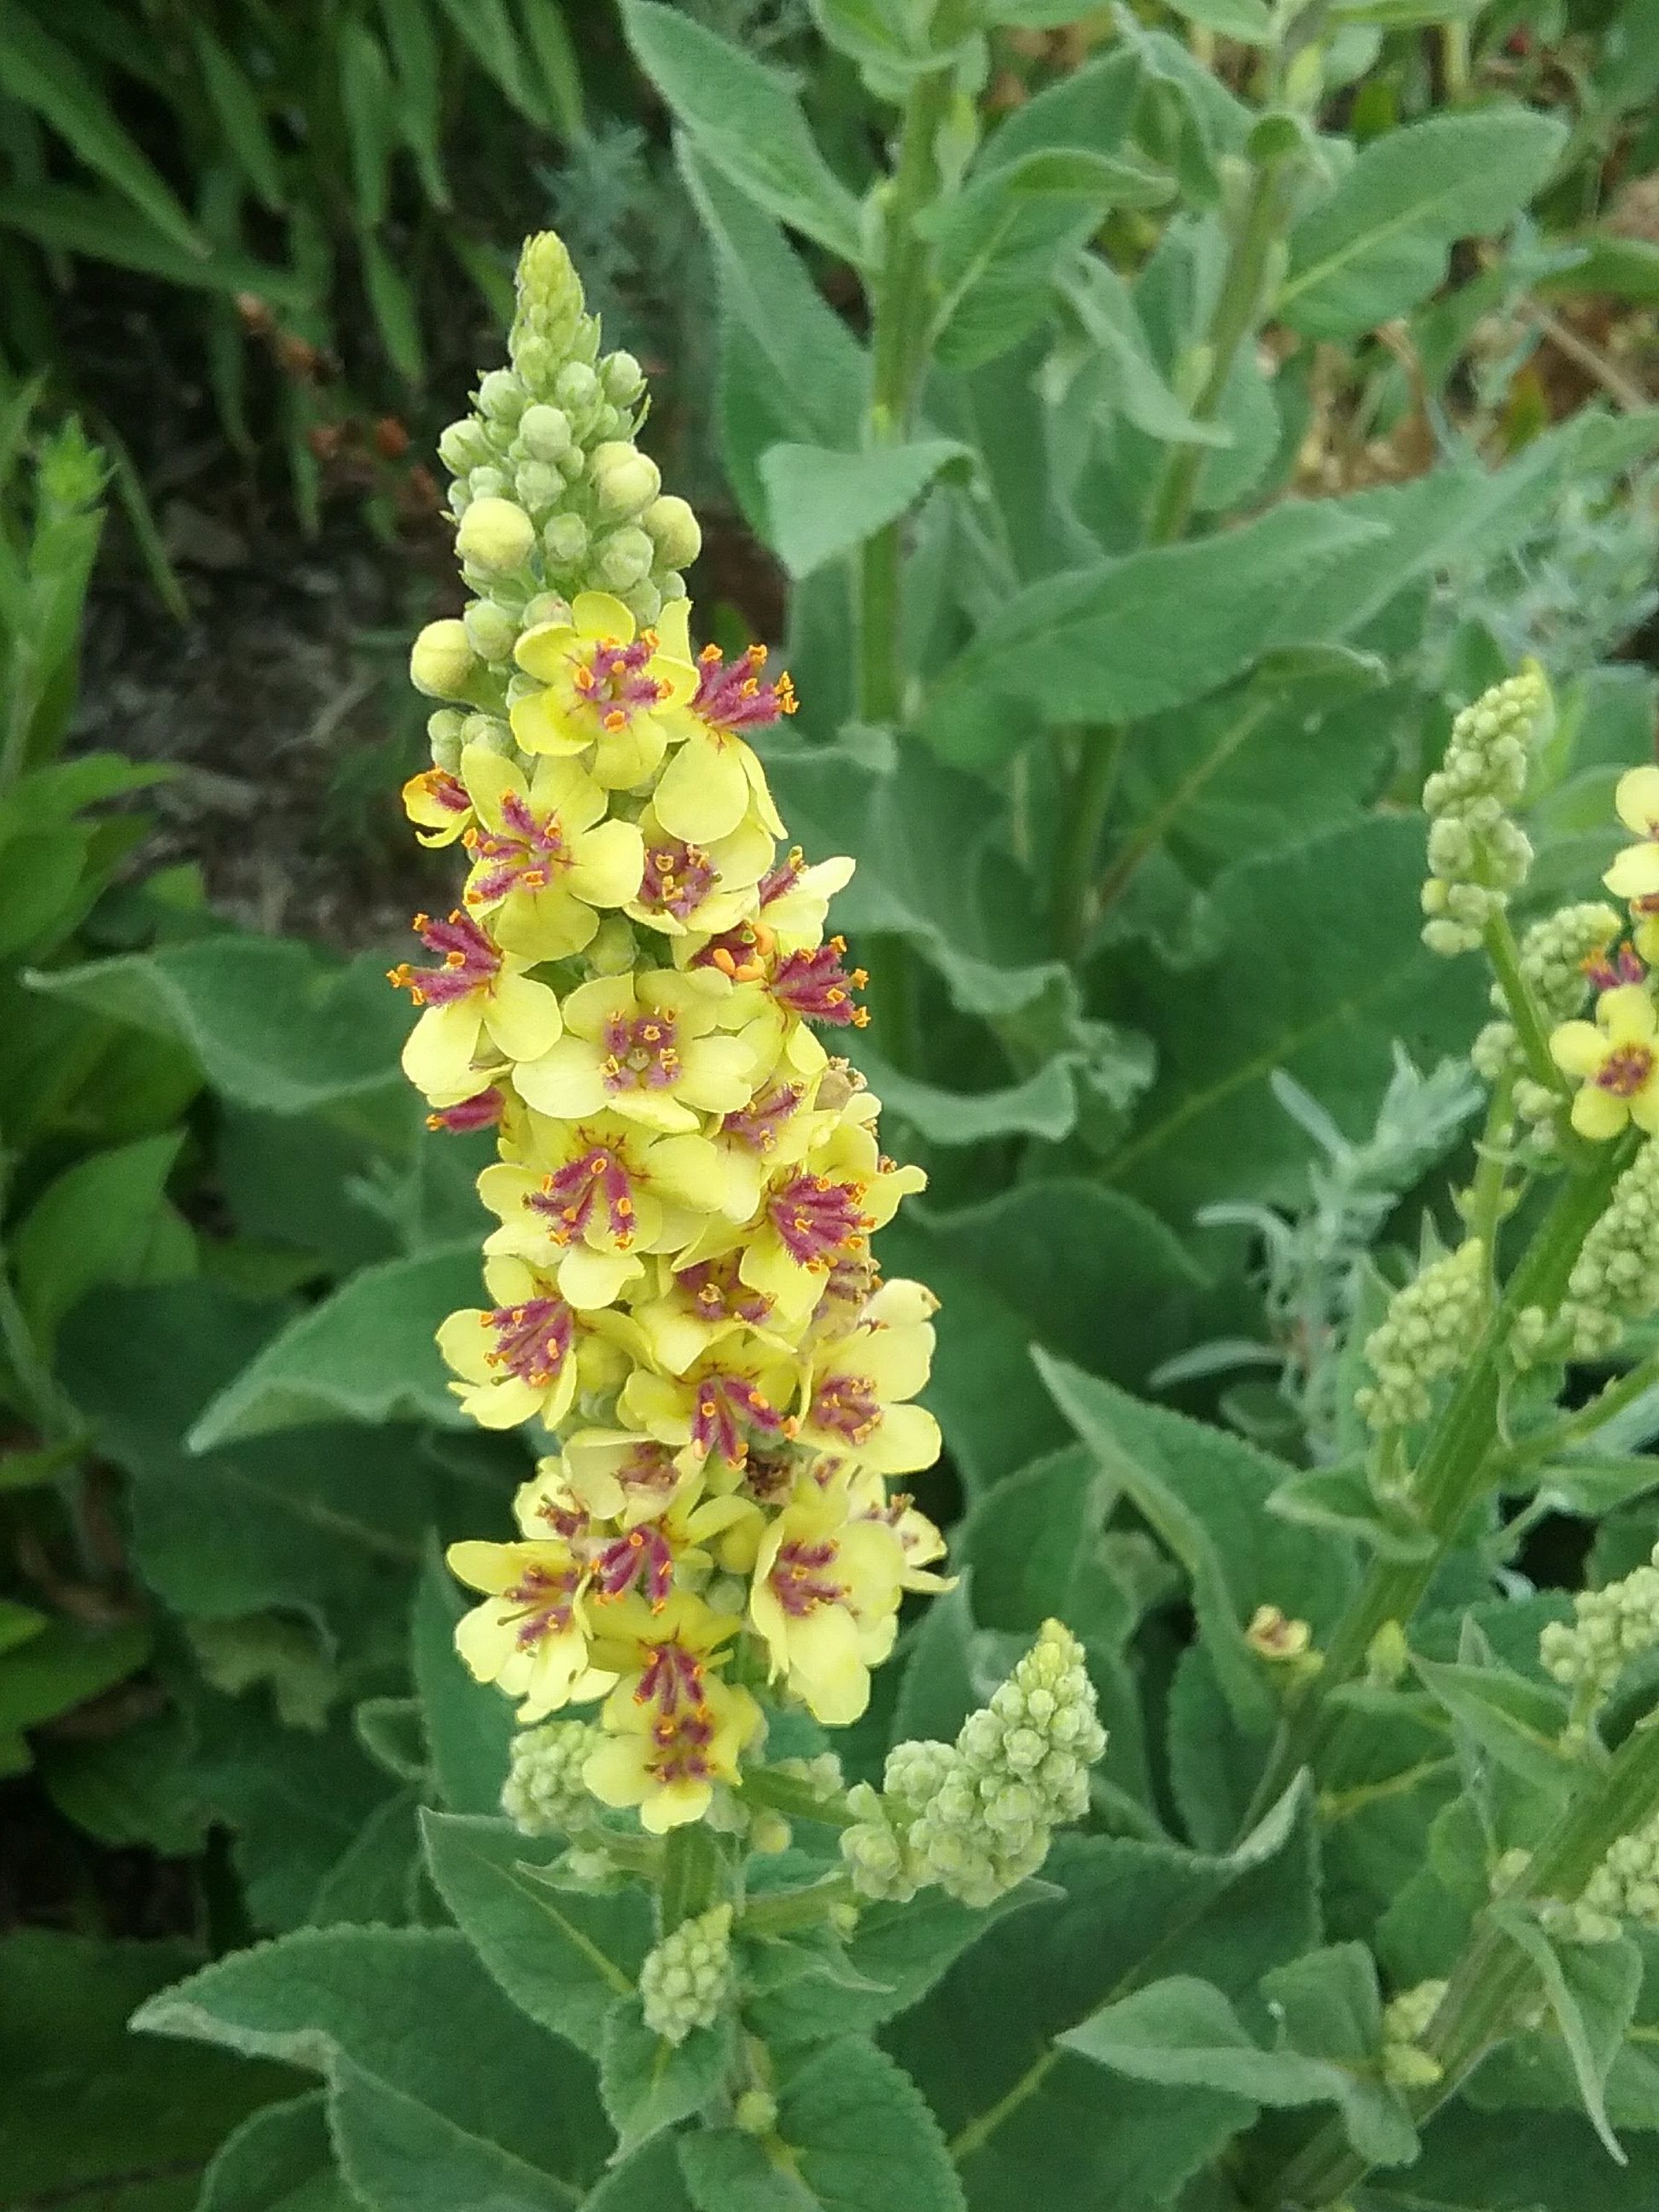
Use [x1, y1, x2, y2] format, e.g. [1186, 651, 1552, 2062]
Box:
[740, 1766, 860, 1831]
[1240, 1140, 1631, 1831]
[1482, 911, 1571, 1102]
[1144, 154, 1295, 548]
[742, 1873, 858, 1937]
[1051, 727, 1123, 958]
[1497, 1342, 1659, 1479]
[660, 1823, 725, 1933]
[855, 1, 967, 724]
[1259, 1719, 1659, 2208]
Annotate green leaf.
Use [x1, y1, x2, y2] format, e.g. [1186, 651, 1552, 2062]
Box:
[308, 1787, 422, 1930]
[1062, 257, 1232, 446]
[186, 1243, 479, 1448]
[1062, 1967, 1415, 2167]
[0, 10, 206, 256]
[975, 49, 1144, 178]
[329, 2054, 579, 2211]
[1394, 2104, 1656, 2209]
[28, 938, 410, 1123]
[1106, 816, 1487, 1220]
[1280, 108, 1568, 339]
[759, 439, 968, 577]
[1271, 1461, 1436, 1563]
[1412, 1656, 1576, 1797]
[1035, 1354, 1350, 1729]
[411, 1545, 514, 1816]
[59, 1283, 429, 1635]
[678, 2039, 966, 2212]
[0, 184, 304, 306]
[888, 1784, 1318, 2209]
[0, 1931, 300, 2212]
[881, 1179, 1208, 1497]
[1161, 0, 1276, 39]
[190, 24, 285, 212]
[848, 1035, 1078, 1144]
[0, 1615, 151, 1760]
[11, 1130, 189, 1342]
[601, 1997, 735, 2156]
[921, 501, 1382, 771]
[621, 1, 863, 261]
[196, 2093, 355, 2212]
[131, 1924, 607, 2190]
[928, 149, 1175, 369]
[1541, 233, 1659, 307]
[1489, 1908, 1639, 2162]
[420, 1811, 653, 2059]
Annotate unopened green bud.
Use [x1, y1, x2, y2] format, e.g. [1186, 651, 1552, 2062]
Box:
[595, 526, 654, 591]
[544, 513, 589, 567]
[1541, 1541, 1659, 1714]
[1420, 664, 1551, 954]
[655, 569, 687, 607]
[590, 441, 661, 520]
[602, 350, 645, 405]
[461, 713, 514, 757]
[477, 368, 527, 423]
[518, 404, 573, 463]
[410, 618, 477, 701]
[515, 230, 583, 328]
[463, 598, 520, 663]
[639, 1904, 734, 2046]
[735, 2089, 778, 2136]
[427, 709, 465, 773]
[438, 417, 492, 474]
[514, 460, 565, 513]
[1557, 1140, 1659, 1359]
[750, 1810, 791, 1854]
[586, 916, 638, 975]
[555, 361, 600, 416]
[621, 577, 662, 626]
[457, 495, 536, 575]
[642, 494, 701, 569]
[514, 332, 556, 390]
[1355, 1238, 1487, 1433]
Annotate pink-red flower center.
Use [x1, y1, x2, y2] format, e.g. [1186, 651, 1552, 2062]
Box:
[481, 1296, 574, 1388]
[768, 1172, 870, 1271]
[464, 789, 569, 902]
[637, 837, 717, 923]
[531, 1144, 637, 1245]
[387, 910, 500, 1007]
[1597, 1043, 1656, 1097]
[602, 1011, 681, 1093]
[771, 1536, 845, 1618]
[574, 636, 665, 731]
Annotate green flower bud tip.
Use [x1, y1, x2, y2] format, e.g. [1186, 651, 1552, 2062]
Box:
[410, 619, 477, 701]
[515, 461, 565, 514]
[427, 708, 465, 774]
[590, 440, 661, 520]
[456, 495, 536, 576]
[596, 526, 655, 591]
[639, 1903, 735, 2046]
[516, 230, 583, 327]
[517, 404, 573, 463]
[555, 361, 601, 416]
[643, 494, 702, 570]
[463, 598, 520, 665]
[477, 368, 527, 424]
[544, 513, 589, 565]
[1355, 1238, 1487, 1433]
[438, 418, 492, 475]
[735, 2089, 778, 2138]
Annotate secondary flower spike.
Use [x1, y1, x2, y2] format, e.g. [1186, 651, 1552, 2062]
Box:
[393, 230, 948, 1836]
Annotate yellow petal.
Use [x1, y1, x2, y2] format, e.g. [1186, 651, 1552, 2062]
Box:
[1550, 1020, 1607, 1080]
[483, 972, 564, 1062]
[1600, 983, 1656, 1047]
[1571, 1085, 1629, 1142]
[515, 620, 580, 679]
[1604, 844, 1659, 901]
[567, 818, 646, 908]
[509, 688, 591, 757]
[1615, 765, 1659, 838]
[401, 998, 485, 1100]
[655, 730, 749, 843]
[573, 591, 637, 643]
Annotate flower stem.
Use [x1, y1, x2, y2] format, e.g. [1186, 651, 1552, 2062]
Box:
[1481, 910, 1570, 1102]
[740, 1765, 861, 1830]
[1239, 1140, 1630, 1831]
[1498, 1342, 1659, 1477]
[855, 3, 966, 723]
[1258, 1719, 1659, 2209]
[742, 1872, 858, 1936]
[1051, 727, 1123, 958]
[1144, 154, 1294, 548]
[660, 1822, 724, 1933]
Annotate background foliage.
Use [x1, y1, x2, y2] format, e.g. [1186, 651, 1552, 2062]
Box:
[5, 0, 1659, 2208]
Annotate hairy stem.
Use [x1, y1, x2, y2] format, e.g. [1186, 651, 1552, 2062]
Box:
[660, 1822, 724, 1933]
[740, 1765, 861, 1830]
[1481, 911, 1570, 1103]
[1051, 727, 1123, 958]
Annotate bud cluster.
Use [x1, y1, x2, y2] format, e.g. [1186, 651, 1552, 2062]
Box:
[1420, 666, 1551, 956]
[501, 1717, 602, 1837]
[1540, 1542, 1659, 1715]
[1552, 1139, 1659, 1358]
[841, 1621, 1107, 1908]
[1380, 1978, 1447, 2090]
[1582, 1807, 1659, 1930]
[639, 1902, 735, 2045]
[1353, 1237, 1487, 1433]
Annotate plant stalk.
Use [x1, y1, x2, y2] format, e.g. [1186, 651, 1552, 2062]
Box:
[1051, 726, 1123, 958]
[1240, 1141, 1629, 1829]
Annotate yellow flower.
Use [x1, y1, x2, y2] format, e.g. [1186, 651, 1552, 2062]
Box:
[436, 1255, 593, 1429]
[556, 1429, 690, 1525]
[1604, 765, 1659, 963]
[511, 969, 760, 1133]
[626, 804, 776, 940]
[1551, 982, 1659, 1141]
[584, 1668, 761, 1832]
[731, 1101, 924, 1322]
[510, 591, 696, 789]
[458, 746, 643, 960]
[402, 766, 474, 848]
[706, 1076, 827, 1220]
[390, 909, 562, 1103]
[847, 1468, 953, 1593]
[446, 1537, 605, 1720]
[619, 1330, 800, 1471]
[752, 847, 857, 955]
[799, 1278, 942, 1475]
[629, 1250, 785, 1376]
[650, 641, 792, 846]
[749, 1479, 905, 1725]
[477, 1112, 729, 1307]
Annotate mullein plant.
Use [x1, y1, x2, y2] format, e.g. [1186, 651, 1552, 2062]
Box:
[391, 232, 1104, 2005]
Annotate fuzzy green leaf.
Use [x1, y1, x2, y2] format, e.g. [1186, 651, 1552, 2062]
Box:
[759, 439, 968, 576]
